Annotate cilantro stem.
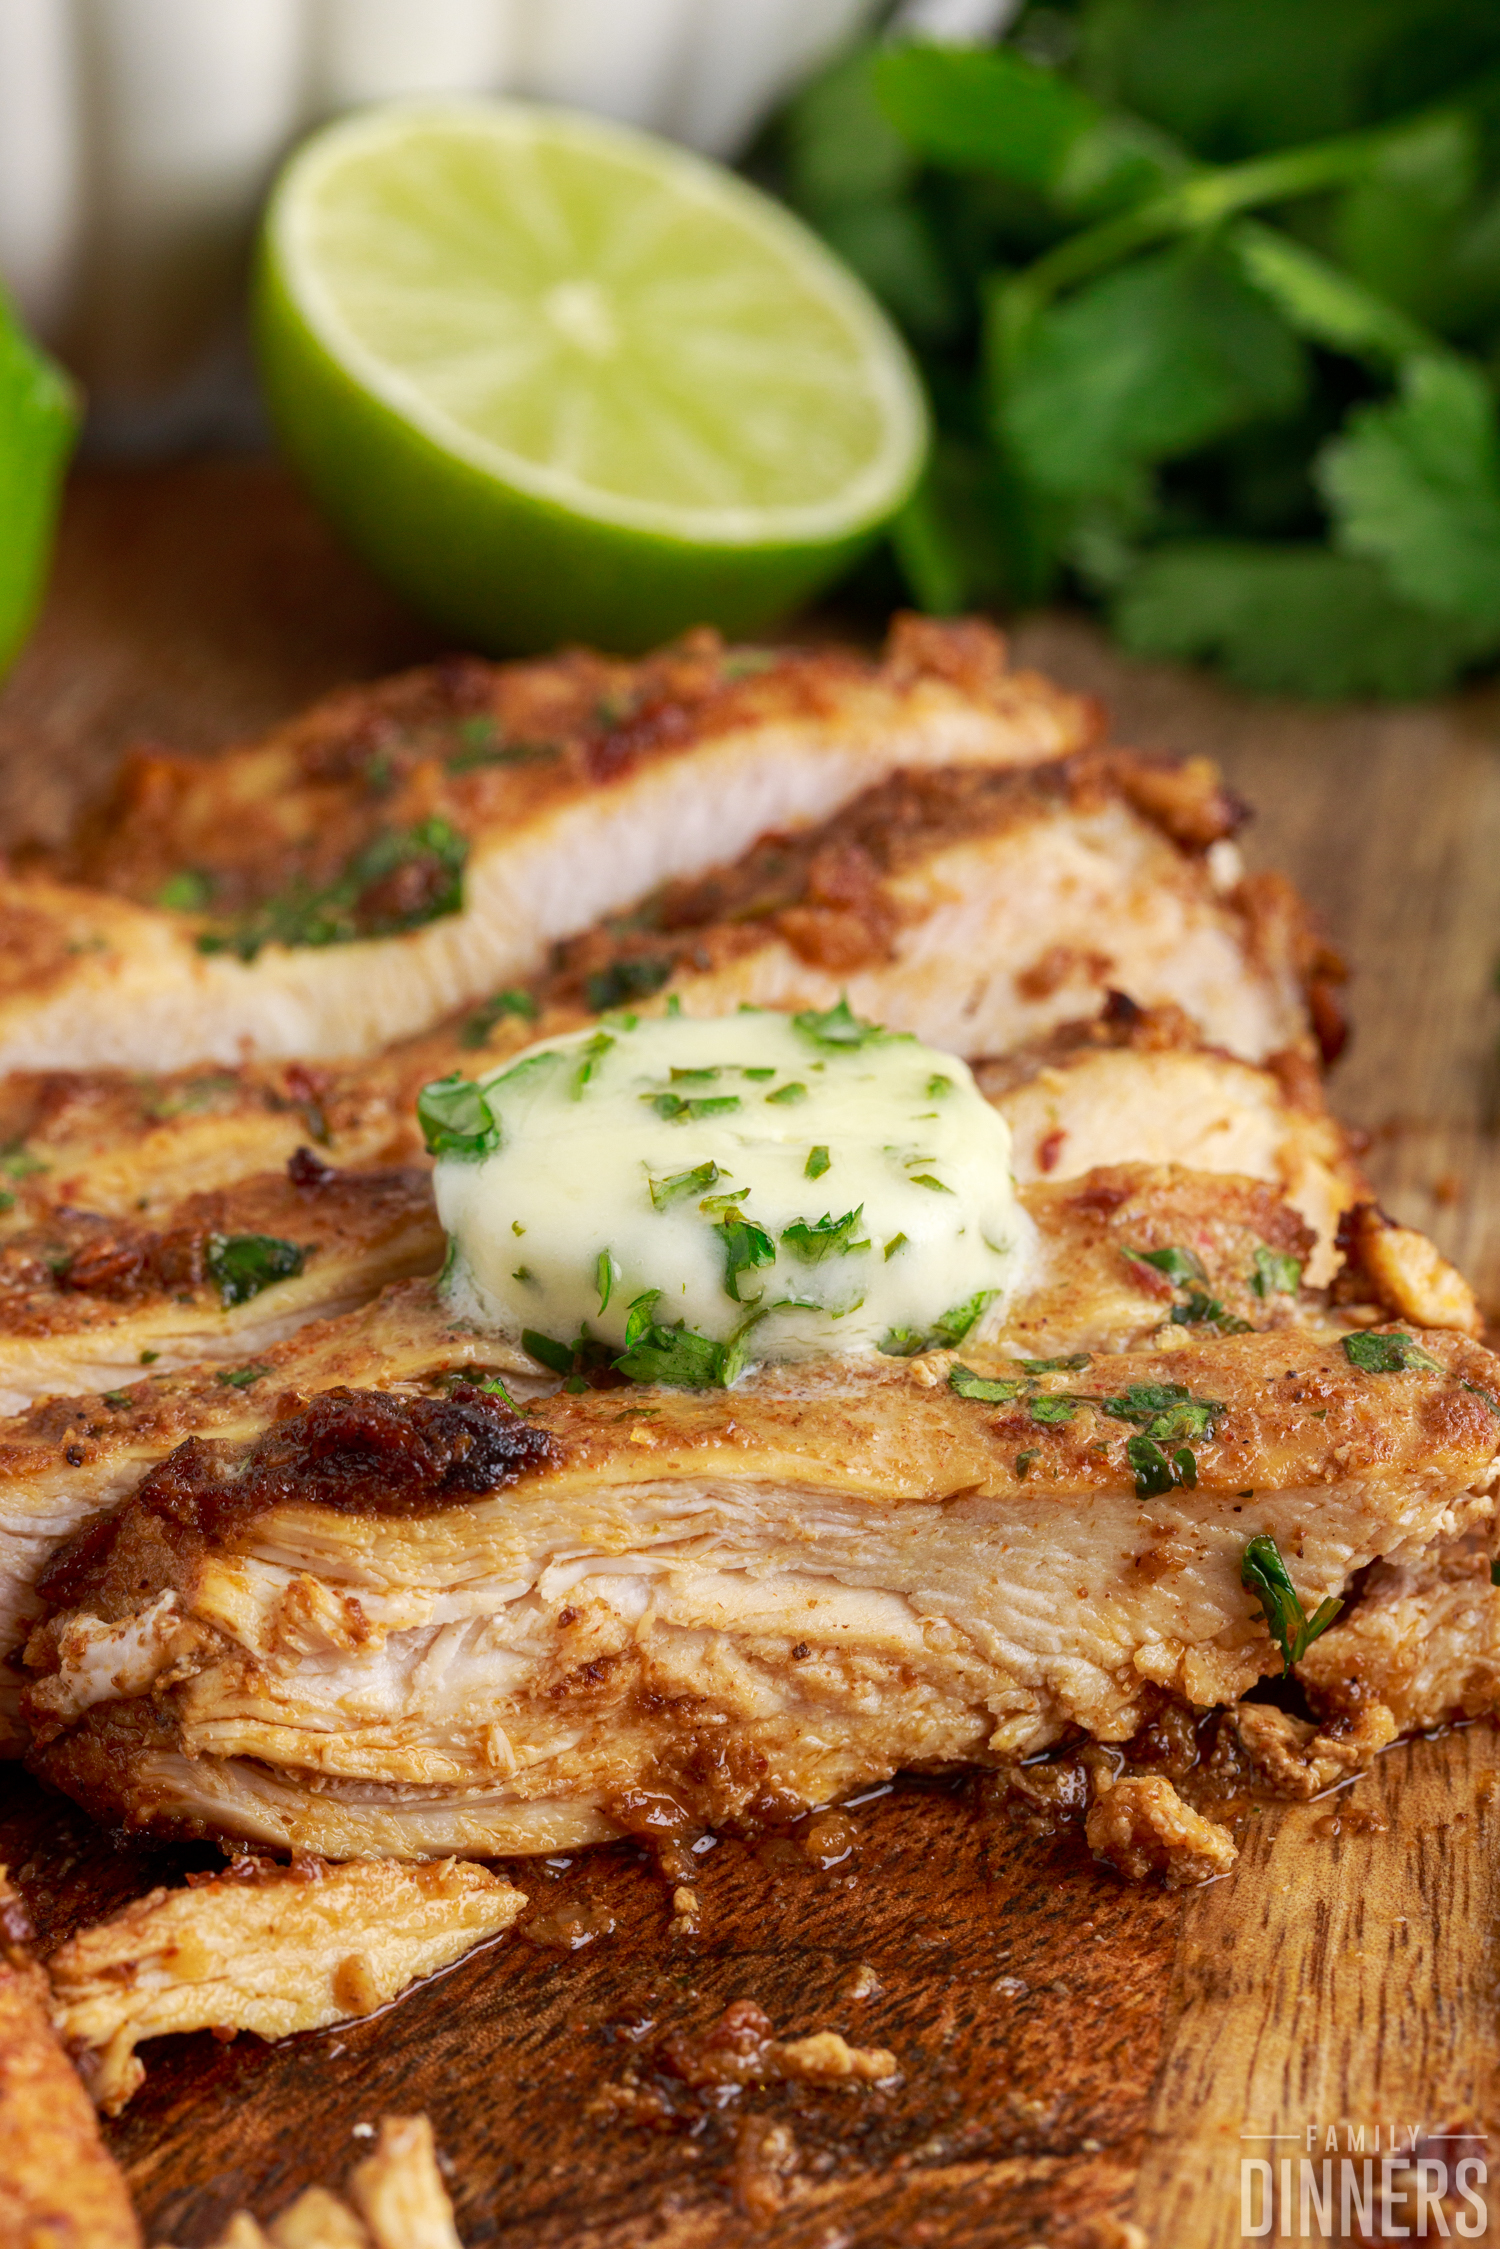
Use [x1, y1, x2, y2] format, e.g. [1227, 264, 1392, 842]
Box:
[993, 117, 1439, 360]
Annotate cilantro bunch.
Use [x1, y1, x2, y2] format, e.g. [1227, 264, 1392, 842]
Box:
[770, 0, 1500, 698]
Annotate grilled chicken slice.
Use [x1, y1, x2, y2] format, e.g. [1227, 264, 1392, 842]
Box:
[47, 1857, 526, 2114]
[977, 1004, 1364, 1286]
[0, 750, 1337, 1230]
[0, 1158, 437, 1416]
[1294, 1526, 1500, 1734]
[0, 1163, 1327, 1748]
[21, 1325, 1500, 1862]
[0, 1876, 141, 2249]
[0, 619, 1094, 1074]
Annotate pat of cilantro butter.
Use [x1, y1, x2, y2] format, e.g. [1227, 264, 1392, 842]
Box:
[429, 1008, 1032, 1381]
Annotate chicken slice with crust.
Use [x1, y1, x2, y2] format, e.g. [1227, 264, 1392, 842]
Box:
[0, 619, 1095, 1073]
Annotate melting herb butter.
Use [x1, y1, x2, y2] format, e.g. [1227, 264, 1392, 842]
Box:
[427, 1009, 1032, 1383]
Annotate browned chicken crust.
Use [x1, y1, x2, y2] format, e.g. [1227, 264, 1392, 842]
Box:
[21, 1314, 1500, 1863]
[0, 1874, 140, 2249]
[0, 618, 1097, 1073]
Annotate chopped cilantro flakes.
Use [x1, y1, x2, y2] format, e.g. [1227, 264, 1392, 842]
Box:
[1241, 1533, 1343, 1670]
[205, 1234, 307, 1308]
[805, 1145, 832, 1179]
[1342, 1330, 1445, 1374]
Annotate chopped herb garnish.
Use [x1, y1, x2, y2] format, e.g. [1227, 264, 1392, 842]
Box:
[1170, 1290, 1253, 1335]
[647, 1091, 741, 1122]
[805, 1145, 832, 1180]
[0, 1141, 47, 1181]
[460, 989, 537, 1049]
[1492, 1557, 1500, 1589]
[1100, 1382, 1225, 1442]
[649, 1161, 723, 1211]
[584, 957, 673, 1013]
[670, 1067, 719, 1084]
[1019, 1353, 1091, 1373]
[476, 1375, 522, 1409]
[1241, 1534, 1344, 1671]
[718, 1214, 776, 1303]
[781, 1208, 869, 1263]
[743, 1068, 776, 1081]
[1030, 1395, 1080, 1426]
[512, 1221, 525, 1236]
[101, 1389, 133, 1409]
[521, 1328, 575, 1378]
[949, 1364, 1023, 1403]
[699, 1188, 750, 1217]
[1464, 1381, 1499, 1412]
[1016, 1449, 1037, 1480]
[1342, 1330, 1446, 1374]
[139, 1350, 158, 1366]
[197, 818, 467, 959]
[595, 1251, 618, 1313]
[564, 1374, 590, 1395]
[1250, 1245, 1304, 1298]
[512, 1266, 537, 1284]
[417, 1073, 500, 1161]
[926, 1075, 953, 1098]
[1128, 1434, 1201, 1497]
[205, 1233, 307, 1308]
[908, 1173, 952, 1195]
[935, 1288, 998, 1344]
[1124, 1244, 1208, 1287]
[571, 1031, 615, 1100]
[157, 870, 212, 913]
[446, 718, 560, 773]
[214, 1364, 270, 1390]
[792, 997, 884, 1050]
[883, 1232, 908, 1261]
[765, 1082, 807, 1105]
[0, 1193, 13, 1214]
[614, 1291, 745, 1389]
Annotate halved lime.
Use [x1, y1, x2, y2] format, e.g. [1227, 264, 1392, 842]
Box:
[0, 288, 76, 681]
[255, 99, 927, 653]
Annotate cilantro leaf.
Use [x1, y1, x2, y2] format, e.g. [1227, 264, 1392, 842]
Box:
[1251, 1245, 1304, 1298]
[998, 240, 1307, 504]
[1101, 1382, 1225, 1441]
[718, 1214, 776, 1302]
[417, 1073, 500, 1161]
[522, 1328, 575, 1378]
[933, 1288, 999, 1345]
[1019, 1353, 1092, 1373]
[949, 1364, 1024, 1404]
[1241, 1532, 1344, 1670]
[780, 1208, 870, 1263]
[197, 819, 467, 960]
[649, 1161, 723, 1211]
[805, 1145, 832, 1180]
[792, 997, 895, 1051]
[205, 1233, 307, 1308]
[1124, 1244, 1207, 1286]
[1319, 355, 1500, 630]
[214, 1363, 270, 1390]
[1342, 1330, 1446, 1373]
[1112, 539, 1494, 698]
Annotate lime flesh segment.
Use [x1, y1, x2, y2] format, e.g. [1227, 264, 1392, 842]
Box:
[0, 290, 76, 680]
[256, 99, 927, 652]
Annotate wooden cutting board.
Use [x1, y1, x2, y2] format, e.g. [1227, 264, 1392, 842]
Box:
[1, 461, 1497, 2249]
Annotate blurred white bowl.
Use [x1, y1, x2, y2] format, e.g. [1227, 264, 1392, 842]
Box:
[0, 0, 1013, 448]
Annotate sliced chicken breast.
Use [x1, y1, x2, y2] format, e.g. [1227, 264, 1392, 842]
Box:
[0, 619, 1095, 1073]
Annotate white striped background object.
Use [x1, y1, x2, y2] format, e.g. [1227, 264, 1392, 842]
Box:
[0, 0, 1016, 438]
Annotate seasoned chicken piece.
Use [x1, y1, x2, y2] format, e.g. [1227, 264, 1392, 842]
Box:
[47, 1856, 525, 2113]
[0, 751, 1334, 1230]
[0, 1156, 439, 1415]
[0, 620, 1094, 1074]
[0, 1875, 140, 2249]
[22, 1324, 1500, 1862]
[0, 1162, 1331, 1746]
[1294, 1528, 1500, 1734]
[976, 1002, 1364, 1285]
[194, 2117, 461, 2249]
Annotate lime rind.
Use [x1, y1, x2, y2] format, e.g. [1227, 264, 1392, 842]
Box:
[262, 98, 927, 552]
[0, 287, 77, 680]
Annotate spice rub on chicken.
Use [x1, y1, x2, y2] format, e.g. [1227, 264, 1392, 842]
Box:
[0, 1153, 439, 1416]
[20, 1323, 1500, 1864]
[0, 1158, 1354, 1741]
[0, 748, 1339, 1231]
[0, 618, 1096, 1075]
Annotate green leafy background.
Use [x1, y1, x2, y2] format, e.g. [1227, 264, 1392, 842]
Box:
[764, 0, 1500, 697]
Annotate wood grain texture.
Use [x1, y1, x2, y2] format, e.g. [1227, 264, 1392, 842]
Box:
[0, 463, 1497, 2246]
